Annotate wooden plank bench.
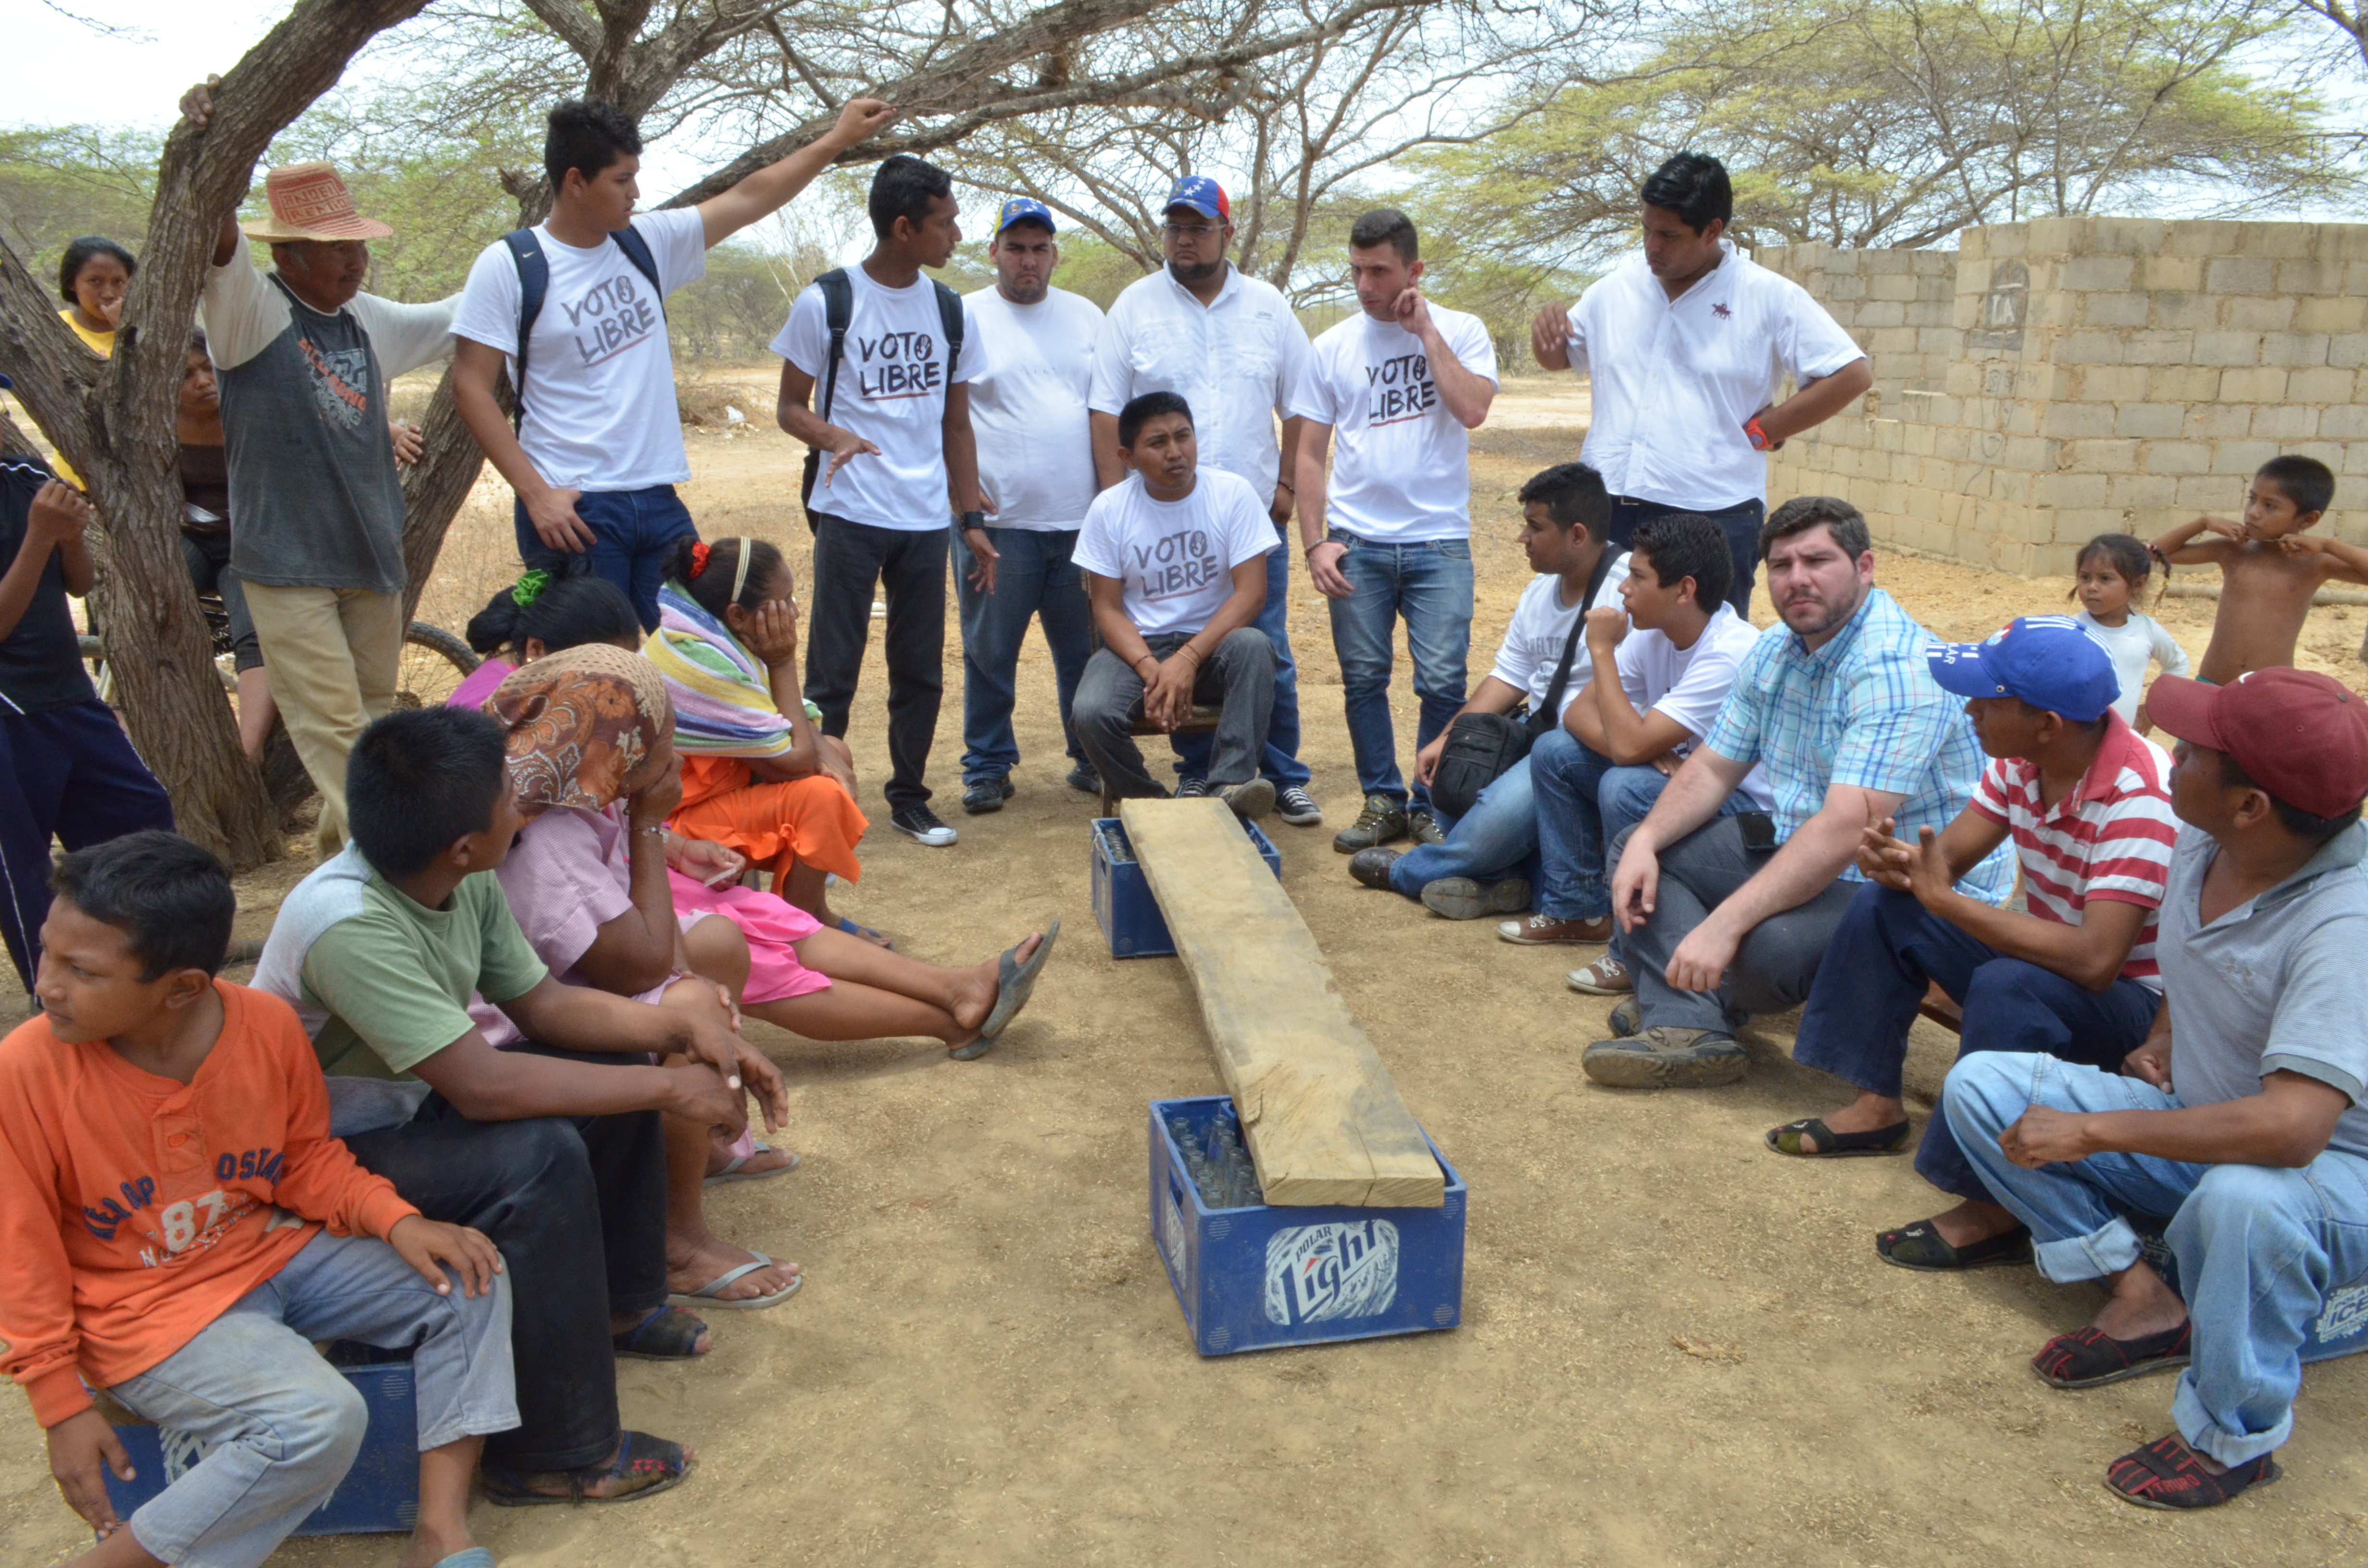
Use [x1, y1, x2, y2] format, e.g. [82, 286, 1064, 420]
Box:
[1121, 796, 1445, 1207]
[1098, 705, 1221, 817]
[1919, 983, 1964, 1034]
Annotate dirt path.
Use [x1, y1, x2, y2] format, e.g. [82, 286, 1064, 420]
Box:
[8, 376, 2366, 1566]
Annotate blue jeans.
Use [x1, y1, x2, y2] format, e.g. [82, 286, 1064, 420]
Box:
[1946, 1053, 2368, 1466]
[953, 526, 1093, 785]
[1609, 497, 1764, 618]
[107, 1229, 515, 1568]
[1386, 752, 1537, 897]
[1173, 541, 1309, 789]
[1797, 884, 2160, 1199]
[514, 483, 699, 632]
[1530, 728, 1753, 923]
[1323, 532, 1472, 808]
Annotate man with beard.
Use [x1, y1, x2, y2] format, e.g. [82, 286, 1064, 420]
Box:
[1582, 496, 2011, 1088]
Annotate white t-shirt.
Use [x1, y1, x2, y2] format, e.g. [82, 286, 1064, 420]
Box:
[1560, 242, 1864, 510]
[1290, 307, 1498, 542]
[1612, 604, 1776, 807]
[450, 209, 708, 493]
[962, 285, 1103, 531]
[1489, 554, 1632, 717]
[2075, 610, 2192, 723]
[1073, 470, 1278, 637]
[1089, 266, 1310, 499]
[774, 266, 974, 531]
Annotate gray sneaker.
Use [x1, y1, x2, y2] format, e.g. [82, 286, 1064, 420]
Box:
[1332, 794, 1408, 853]
[1176, 776, 1211, 799]
[1419, 877, 1532, 920]
[1580, 1028, 1747, 1089]
[1218, 779, 1275, 820]
[1606, 996, 1640, 1037]
[1276, 785, 1323, 826]
[1407, 808, 1447, 846]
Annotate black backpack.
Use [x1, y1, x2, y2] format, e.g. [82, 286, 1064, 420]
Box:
[801, 266, 965, 531]
[501, 226, 665, 430]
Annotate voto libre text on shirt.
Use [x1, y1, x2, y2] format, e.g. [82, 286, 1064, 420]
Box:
[1366, 351, 1438, 425]
[855, 330, 947, 400]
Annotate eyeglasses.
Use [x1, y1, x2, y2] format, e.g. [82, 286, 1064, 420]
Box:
[1162, 222, 1223, 239]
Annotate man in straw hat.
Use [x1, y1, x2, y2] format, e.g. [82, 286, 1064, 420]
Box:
[182, 78, 456, 858]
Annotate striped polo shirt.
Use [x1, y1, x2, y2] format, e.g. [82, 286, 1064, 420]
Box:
[1966, 709, 2178, 987]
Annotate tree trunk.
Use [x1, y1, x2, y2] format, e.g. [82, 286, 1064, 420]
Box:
[397, 374, 492, 623]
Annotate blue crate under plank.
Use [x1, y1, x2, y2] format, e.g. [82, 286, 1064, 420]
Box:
[1092, 816, 1279, 958]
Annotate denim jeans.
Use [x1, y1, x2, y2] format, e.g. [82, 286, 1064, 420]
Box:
[1323, 531, 1473, 809]
[953, 525, 1093, 786]
[1530, 728, 1754, 923]
[1386, 752, 1538, 897]
[1073, 628, 1275, 797]
[1172, 539, 1310, 789]
[107, 1230, 515, 1568]
[1796, 884, 2160, 1198]
[1609, 497, 1764, 618]
[514, 483, 699, 632]
[1946, 1053, 2368, 1466]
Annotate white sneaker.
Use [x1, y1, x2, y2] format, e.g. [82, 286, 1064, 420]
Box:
[1566, 953, 1631, 995]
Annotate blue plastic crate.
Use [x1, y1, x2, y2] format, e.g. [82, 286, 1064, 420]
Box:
[2130, 1217, 2368, 1364]
[103, 1349, 419, 1536]
[1091, 816, 1281, 958]
[1149, 1095, 1466, 1355]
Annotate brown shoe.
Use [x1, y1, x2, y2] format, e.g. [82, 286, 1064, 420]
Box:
[1496, 912, 1612, 945]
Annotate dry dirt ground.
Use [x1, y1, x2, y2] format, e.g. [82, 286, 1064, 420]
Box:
[8, 374, 2368, 1568]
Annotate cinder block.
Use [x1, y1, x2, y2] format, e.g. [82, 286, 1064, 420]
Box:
[2176, 474, 2239, 509]
[2003, 436, 2058, 473]
[1855, 301, 1906, 329]
[2218, 367, 2288, 402]
[1915, 327, 1957, 356]
[2080, 292, 2151, 328]
[2150, 293, 2221, 331]
[2160, 223, 2232, 258]
[2109, 473, 2182, 510]
[2345, 261, 2368, 298]
[2039, 472, 2112, 506]
[2191, 331, 2262, 367]
[2075, 366, 2149, 403]
[2113, 404, 2185, 439]
[2138, 257, 2205, 292]
[2206, 257, 2277, 293]
[2223, 295, 2296, 332]
[1826, 274, 1868, 303]
[2123, 331, 2199, 367]
[2051, 509, 2128, 543]
[2294, 296, 2368, 334]
[2319, 405, 2368, 440]
[2288, 367, 2356, 404]
[1868, 273, 1919, 302]
[2064, 256, 2136, 291]
[2261, 334, 2331, 368]
[2277, 259, 2349, 295]
[1986, 227, 2029, 258]
[2330, 334, 2368, 370]
[2211, 440, 2281, 476]
[2056, 331, 2126, 365]
[2185, 404, 2255, 440]
[2064, 441, 2143, 476]
[2146, 366, 2221, 402]
[2235, 224, 2316, 259]
[2042, 402, 2117, 439]
[2250, 406, 2318, 441]
[2140, 440, 2215, 475]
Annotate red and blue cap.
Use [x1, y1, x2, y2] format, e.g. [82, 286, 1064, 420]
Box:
[1925, 615, 2120, 723]
[995, 197, 1056, 234]
[1163, 175, 1230, 223]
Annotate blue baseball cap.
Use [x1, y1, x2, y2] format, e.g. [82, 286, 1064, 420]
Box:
[0, 373, 12, 390]
[1163, 175, 1230, 223]
[994, 197, 1056, 235]
[1926, 615, 2120, 722]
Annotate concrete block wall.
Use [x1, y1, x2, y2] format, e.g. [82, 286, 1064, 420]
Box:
[1755, 219, 2368, 576]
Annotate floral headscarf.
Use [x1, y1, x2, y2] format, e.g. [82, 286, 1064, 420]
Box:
[487, 643, 676, 812]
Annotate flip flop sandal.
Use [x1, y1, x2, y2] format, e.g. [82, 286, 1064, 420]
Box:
[611, 1305, 710, 1361]
[432, 1552, 497, 1568]
[2105, 1434, 2280, 1510]
[2033, 1322, 2193, 1388]
[704, 1142, 800, 1186]
[668, 1250, 802, 1311]
[481, 1430, 691, 1507]
[1875, 1219, 2033, 1271]
[1766, 1116, 1912, 1157]
[955, 919, 1061, 1060]
[835, 916, 894, 948]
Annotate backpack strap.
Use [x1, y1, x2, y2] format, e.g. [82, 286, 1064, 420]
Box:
[814, 268, 853, 424]
[932, 278, 964, 389]
[502, 229, 547, 432]
[609, 225, 666, 320]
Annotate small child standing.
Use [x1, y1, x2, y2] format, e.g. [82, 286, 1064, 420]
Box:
[0, 832, 515, 1568]
[2151, 455, 2363, 684]
[2068, 533, 2189, 733]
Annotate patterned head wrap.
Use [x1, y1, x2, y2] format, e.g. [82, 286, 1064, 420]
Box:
[488, 643, 676, 812]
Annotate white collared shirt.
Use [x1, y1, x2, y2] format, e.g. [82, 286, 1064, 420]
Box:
[1089, 264, 1311, 499]
[1561, 240, 1863, 510]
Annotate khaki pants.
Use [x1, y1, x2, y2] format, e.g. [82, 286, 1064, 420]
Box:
[243, 582, 402, 857]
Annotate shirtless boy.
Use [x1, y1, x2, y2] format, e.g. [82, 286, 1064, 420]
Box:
[2152, 456, 2358, 683]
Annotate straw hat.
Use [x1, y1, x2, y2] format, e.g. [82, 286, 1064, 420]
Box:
[240, 162, 394, 243]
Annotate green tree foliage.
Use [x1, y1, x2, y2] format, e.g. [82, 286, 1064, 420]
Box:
[0, 125, 163, 294]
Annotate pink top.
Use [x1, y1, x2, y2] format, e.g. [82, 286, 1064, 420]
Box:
[446, 655, 516, 713]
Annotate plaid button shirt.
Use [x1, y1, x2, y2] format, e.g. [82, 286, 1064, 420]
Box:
[1703, 588, 2014, 903]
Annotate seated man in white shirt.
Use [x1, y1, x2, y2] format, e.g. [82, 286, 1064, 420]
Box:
[1071, 392, 1279, 819]
[1512, 513, 1773, 969]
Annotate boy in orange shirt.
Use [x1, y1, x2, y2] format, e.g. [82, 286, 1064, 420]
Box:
[0, 832, 516, 1568]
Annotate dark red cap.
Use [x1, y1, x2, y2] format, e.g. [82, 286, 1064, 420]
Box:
[2147, 669, 2368, 819]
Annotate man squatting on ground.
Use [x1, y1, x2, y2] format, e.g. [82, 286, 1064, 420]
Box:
[775, 154, 983, 850]
[1943, 668, 2368, 1511]
[1090, 176, 1322, 827]
[1347, 463, 1630, 918]
[1071, 392, 1279, 817]
[255, 706, 780, 1505]
[1530, 151, 1869, 616]
[452, 96, 895, 630]
[954, 198, 1108, 813]
[1585, 496, 2012, 1088]
[1293, 208, 1497, 855]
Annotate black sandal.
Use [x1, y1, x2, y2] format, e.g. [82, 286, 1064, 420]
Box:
[481, 1430, 691, 1507]
[2105, 1434, 2280, 1510]
[1766, 1116, 1911, 1157]
[1875, 1218, 2032, 1271]
[2033, 1322, 2192, 1388]
[611, 1305, 709, 1361]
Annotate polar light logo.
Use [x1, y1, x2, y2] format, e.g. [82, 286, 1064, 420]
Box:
[1263, 1220, 1400, 1325]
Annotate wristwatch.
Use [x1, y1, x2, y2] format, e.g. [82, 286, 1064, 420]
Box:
[959, 511, 987, 531]
[1743, 415, 1779, 452]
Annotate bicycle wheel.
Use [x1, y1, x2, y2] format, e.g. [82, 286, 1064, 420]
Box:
[395, 621, 481, 710]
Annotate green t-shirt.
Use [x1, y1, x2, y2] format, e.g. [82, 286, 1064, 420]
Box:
[299, 869, 548, 1080]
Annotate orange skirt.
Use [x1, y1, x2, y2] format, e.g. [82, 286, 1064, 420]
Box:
[670, 757, 868, 885]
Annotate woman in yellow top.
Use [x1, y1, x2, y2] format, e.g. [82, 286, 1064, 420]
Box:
[57, 236, 132, 357]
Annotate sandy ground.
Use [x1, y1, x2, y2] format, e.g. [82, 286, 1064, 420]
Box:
[9, 374, 2368, 1567]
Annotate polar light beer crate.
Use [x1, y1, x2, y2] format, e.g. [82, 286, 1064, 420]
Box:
[1149, 1096, 1467, 1355]
[1092, 817, 1280, 958]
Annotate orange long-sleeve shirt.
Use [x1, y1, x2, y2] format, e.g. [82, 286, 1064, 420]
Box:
[0, 981, 417, 1428]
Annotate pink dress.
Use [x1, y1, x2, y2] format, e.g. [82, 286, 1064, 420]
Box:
[666, 872, 829, 1005]
[446, 656, 516, 712]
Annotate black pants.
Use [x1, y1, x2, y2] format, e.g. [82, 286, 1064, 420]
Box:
[342, 1056, 668, 1473]
[1608, 496, 1765, 618]
[803, 513, 947, 812]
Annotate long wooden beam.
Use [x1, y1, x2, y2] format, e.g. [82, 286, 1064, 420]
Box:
[1121, 797, 1444, 1207]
